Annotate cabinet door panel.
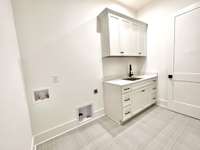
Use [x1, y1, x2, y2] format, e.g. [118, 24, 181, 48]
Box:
[132, 87, 150, 115]
[120, 19, 132, 55]
[132, 89, 145, 113]
[108, 15, 121, 56]
[129, 23, 138, 55]
[137, 24, 147, 56]
[120, 20, 138, 56]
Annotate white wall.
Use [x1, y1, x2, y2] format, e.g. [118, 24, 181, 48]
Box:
[0, 0, 32, 150]
[11, 0, 141, 136]
[137, 0, 200, 105]
[103, 57, 145, 79]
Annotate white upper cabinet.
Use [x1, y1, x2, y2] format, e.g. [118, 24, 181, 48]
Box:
[98, 8, 147, 57]
[108, 14, 121, 55]
[137, 23, 147, 55]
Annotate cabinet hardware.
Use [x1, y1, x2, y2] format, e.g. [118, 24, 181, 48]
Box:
[152, 87, 157, 90]
[125, 111, 131, 115]
[120, 51, 124, 54]
[152, 97, 156, 100]
[138, 52, 142, 55]
[124, 98, 130, 101]
[141, 89, 145, 92]
[153, 80, 156, 82]
[124, 88, 130, 91]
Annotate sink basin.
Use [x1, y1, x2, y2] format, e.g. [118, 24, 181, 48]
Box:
[123, 77, 142, 81]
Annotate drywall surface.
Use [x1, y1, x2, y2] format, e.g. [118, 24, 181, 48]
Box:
[11, 0, 139, 135]
[0, 0, 32, 150]
[137, 0, 200, 105]
[103, 57, 146, 79]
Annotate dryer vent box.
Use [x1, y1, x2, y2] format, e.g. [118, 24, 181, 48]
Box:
[78, 104, 93, 122]
[33, 88, 50, 102]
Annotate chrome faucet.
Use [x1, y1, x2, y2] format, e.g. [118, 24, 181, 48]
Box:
[128, 64, 134, 78]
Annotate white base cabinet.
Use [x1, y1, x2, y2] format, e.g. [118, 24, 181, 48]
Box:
[104, 77, 157, 124]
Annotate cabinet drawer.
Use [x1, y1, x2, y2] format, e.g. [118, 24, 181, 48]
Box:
[135, 87, 147, 93]
[151, 92, 157, 103]
[152, 79, 157, 84]
[150, 84, 157, 92]
[122, 86, 131, 93]
[123, 106, 132, 120]
[122, 93, 131, 107]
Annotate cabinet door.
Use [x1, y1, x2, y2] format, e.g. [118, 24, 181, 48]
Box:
[120, 19, 137, 55]
[129, 23, 138, 55]
[108, 14, 121, 56]
[137, 24, 147, 56]
[132, 88, 148, 114]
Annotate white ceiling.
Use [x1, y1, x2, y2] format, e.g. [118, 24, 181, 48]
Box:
[114, 0, 154, 10]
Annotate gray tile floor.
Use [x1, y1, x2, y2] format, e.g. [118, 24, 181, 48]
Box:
[37, 106, 200, 150]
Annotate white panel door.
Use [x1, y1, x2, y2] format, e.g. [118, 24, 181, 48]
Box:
[170, 3, 200, 119]
[108, 14, 121, 56]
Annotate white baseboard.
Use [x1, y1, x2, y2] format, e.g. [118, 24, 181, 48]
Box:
[169, 101, 200, 120]
[31, 136, 36, 150]
[157, 98, 168, 108]
[157, 98, 200, 120]
[33, 108, 104, 146]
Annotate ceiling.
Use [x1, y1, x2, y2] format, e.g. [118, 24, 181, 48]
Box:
[114, 0, 154, 10]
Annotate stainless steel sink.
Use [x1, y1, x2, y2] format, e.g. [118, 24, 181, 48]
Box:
[123, 77, 142, 81]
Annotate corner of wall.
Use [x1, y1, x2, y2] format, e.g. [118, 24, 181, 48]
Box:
[33, 108, 104, 146]
[108, 0, 137, 17]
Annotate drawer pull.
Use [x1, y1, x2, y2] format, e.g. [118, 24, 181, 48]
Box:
[120, 51, 124, 54]
[152, 87, 157, 90]
[125, 111, 131, 115]
[141, 89, 145, 92]
[124, 88, 130, 91]
[152, 97, 156, 100]
[124, 98, 130, 101]
[153, 80, 157, 82]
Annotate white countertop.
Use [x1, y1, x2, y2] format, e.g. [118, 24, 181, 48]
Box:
[104, 74, 158, 86]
